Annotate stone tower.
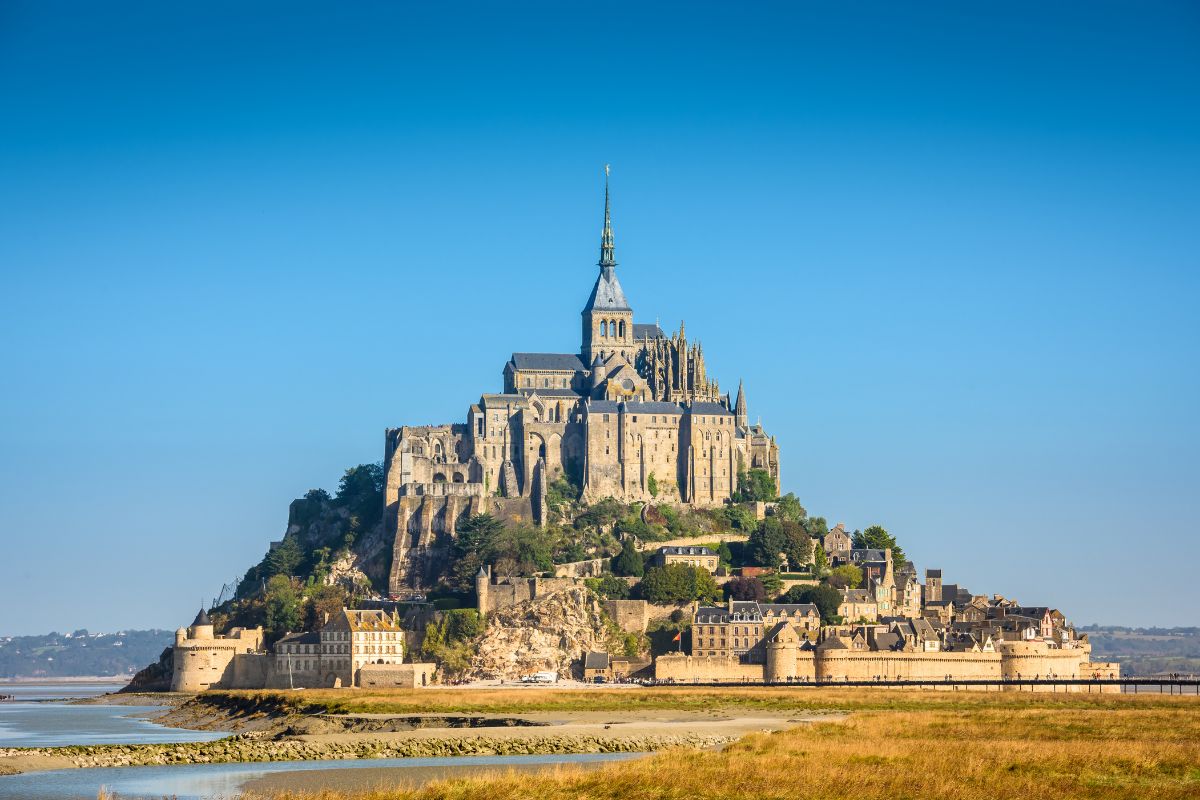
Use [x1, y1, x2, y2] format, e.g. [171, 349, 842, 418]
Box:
[734, 380, 748, 428]
[581, 167, 636, 364]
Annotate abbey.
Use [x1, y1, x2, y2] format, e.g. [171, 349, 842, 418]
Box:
[385, 174, 779, 592]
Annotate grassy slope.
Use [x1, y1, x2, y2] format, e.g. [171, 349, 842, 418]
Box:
[231, 688, 1200, 800]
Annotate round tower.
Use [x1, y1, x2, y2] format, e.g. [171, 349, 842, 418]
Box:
[174, 627, 187, 647]
[188, 607, 214, 641]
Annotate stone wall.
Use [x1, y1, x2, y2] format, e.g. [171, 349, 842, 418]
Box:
[815, 650, 1000, 682]
[554, 558, 609, 578]
[357, 662, 437, 688]
[657, 642, 1101, 690]
[654, 654, 766, 683]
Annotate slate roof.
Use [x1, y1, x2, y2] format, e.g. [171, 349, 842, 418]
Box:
[192, 608, 212, 627]
[657, 545, 716, 557]
[583, 267, 631, 311]
[583, 651, 611, 670]
[759, 603, 819, 616]
[633, 323, 665, 340]
[521, 388, 581, 398]
[586, 400, 621, 413]
[509, 353, 588, 372]
[849, 548, 887, 563]
[624, 401, 683, 415]
[276, 631, 320, 646]
[694, 601, 763, 624]
[926, 569, 942, 579]
[689, 401, 733, 416]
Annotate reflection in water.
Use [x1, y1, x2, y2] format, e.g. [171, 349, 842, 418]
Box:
[0, 753, 644, 800]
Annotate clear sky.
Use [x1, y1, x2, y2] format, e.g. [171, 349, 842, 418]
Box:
[1, 1, 1197, 635]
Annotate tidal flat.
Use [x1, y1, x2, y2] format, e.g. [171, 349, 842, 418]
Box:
[228, 687, 1200, 800]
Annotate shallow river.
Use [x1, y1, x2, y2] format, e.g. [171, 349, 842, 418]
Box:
[0, 752, 641, 799]
[0, 683, 641, 799]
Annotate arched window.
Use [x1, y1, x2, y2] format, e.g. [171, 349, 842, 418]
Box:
[618, 320, 626, 338]
[600, 320, 607, 337]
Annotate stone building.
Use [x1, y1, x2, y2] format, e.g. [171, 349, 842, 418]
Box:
[650, 545, 720, 572]
[691, 599, 820, 662]
[170, 607, 430, 691]
[274, 608, 406, 688]
[170, 608, 263, 692]
[386, 172, 781, 593]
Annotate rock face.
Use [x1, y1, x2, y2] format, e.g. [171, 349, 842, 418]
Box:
[465, 587, 610, 681]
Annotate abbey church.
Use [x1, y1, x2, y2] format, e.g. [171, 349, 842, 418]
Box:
[385, 174, 780, 592]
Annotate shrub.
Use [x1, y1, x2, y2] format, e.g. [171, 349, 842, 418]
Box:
[612, 539, 645, 577]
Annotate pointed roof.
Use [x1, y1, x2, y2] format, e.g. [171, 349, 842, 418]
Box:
[192, 607, 212, 627]
[734, 380, 746, 416]
[583, 167, 631, 313]
[599, 165, 616, 268]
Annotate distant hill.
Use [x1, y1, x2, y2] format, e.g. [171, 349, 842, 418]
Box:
[1080, 625, 1200, 676]
[0, 629, 174, 679]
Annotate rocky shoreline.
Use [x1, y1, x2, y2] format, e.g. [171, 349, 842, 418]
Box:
[0, 731, 732, 771]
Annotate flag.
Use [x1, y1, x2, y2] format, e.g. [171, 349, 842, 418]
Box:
[672, 632, 681, 642]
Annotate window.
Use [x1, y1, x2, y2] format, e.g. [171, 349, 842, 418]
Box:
[600, 320, 607, 336]
[618, 320, 626, 337]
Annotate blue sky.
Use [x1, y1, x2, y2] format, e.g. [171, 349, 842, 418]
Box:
[1, 1, 1197, 635]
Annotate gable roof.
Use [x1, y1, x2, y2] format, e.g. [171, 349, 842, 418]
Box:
[583, 651, 610, 670]
[690, 402, 733, 416]
[509, 353, 588, 372]
[633, 323, 665, 340]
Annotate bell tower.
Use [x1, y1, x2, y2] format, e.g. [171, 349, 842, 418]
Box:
[582, 166, 635, 365]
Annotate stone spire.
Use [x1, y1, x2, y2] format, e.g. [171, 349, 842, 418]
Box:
[735, 380, 747, 427]
[599, 164, 615, 268]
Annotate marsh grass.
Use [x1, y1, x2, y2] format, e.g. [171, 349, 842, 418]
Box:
[236, 689, 1200, 800]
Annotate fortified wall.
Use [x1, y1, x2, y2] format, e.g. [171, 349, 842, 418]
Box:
[656, 640, 1113, 691]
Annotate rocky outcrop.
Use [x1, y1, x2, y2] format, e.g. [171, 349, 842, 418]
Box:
[465, 587, 611, 681]
[117, 648, 173, 693]
[0, 732, 733, 770]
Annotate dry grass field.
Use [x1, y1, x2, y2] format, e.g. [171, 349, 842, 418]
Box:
[241, 687, 1200, 800]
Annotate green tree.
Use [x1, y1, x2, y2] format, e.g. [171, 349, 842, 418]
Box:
[734, 469, 778, 502]
[782, 584, 843, 623]
[716, 541, 733, 567]
[747, 518, 786, 568]
[775, 493, 807, 522]
[612, 539, 645, 577]
[640, 564, 721, 604]
[803, 515, 830, 540]
[585, 573, 631, 599]
[646, 472, 659, 498]
[812, 544, 829, 574]
[448, 513, 504, 591]
[266, 535, 302, 578]
[335, 463, 385, 532]
[826, 564, 863, 589]
[724, 505, 757, 531]
[852, 524, 906, 565]
[263, 575, 301, 639]
[760, 570, 783, 597]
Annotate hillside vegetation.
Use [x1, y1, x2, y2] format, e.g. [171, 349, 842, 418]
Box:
[0, 629, 172, 679]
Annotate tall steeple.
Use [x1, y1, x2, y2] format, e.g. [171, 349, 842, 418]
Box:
[581, 165, 633, 364]
[734, 379, 747, 427]
[599, 164, 616, 268]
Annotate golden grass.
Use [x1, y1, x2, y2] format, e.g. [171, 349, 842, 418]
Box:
[211, 684, 1197, 716]
[243, 689, 1200, 800]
